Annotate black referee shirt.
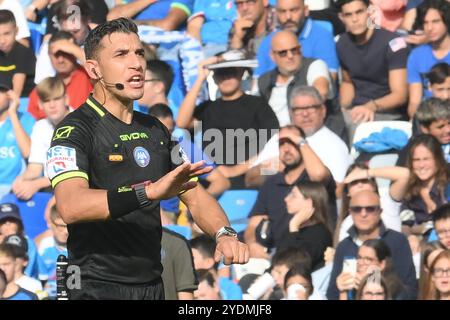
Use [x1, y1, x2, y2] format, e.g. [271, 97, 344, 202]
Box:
[47, 95, 182, 285]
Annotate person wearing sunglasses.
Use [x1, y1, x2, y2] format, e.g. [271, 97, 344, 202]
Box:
[257, 30, 334, 127]
[424, 249, 450, 300]
[327, 190, 418, 300]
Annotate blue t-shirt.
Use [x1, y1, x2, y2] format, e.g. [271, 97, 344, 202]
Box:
[4, 287, 38, 300]
[128, 0, 193, 23]
[219, 276, 243, 300]
[39, 238, 68, 297]
[407, 44, 450, 98]
[0, 112, 35, 185]
[255, 18, 339, 77]
[24, 236, 48, 281]
[193, 0, 237, 45]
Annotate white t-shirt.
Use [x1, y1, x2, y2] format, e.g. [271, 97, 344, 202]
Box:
[264, 59, 334, 127]
[252, 126, 352, 183]
[28, 118, 55, 177]
[0, 0, 30, 40]
[15, 275, 43, 294]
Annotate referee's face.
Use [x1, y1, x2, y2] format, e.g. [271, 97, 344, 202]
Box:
[96, 32, 146, 101]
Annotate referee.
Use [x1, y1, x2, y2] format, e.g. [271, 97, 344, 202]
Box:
[46, 18, 249, 300]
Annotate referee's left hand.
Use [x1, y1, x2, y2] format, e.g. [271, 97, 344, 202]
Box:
[214, 236, 249, 265]
[146, 161, 212, 200]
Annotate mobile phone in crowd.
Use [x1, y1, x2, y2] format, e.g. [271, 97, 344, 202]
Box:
[343, 256, 357, 300]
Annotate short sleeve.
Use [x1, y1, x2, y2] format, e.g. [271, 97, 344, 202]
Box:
[249, 179, 270, 217]
[387, 37, 409, 70]
[28, 123, 47, 165]
[10, 2, 30, 39]
[47, 118, 91, 188]
[171, 0, 193, 16]
[407, 48, 422, 84]
[173, 239, 198, 292]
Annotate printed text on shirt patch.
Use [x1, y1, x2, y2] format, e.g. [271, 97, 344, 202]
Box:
[47, 146, 78, 180]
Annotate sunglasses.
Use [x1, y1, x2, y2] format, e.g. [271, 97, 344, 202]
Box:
[273, 45, 301, 58]
[291, 104, 322, 115]
[349, 205, 381, 214]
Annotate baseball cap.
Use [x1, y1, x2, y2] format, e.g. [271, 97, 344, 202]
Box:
[206, 50, 258, 70]
[3, 234, 28, 259]
[0, 203, 22, 222]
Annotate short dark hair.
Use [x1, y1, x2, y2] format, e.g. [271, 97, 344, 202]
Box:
[147, 60, 174, 96]
[196, 269, 216, 287]
[336, 0, 370, 12]
[283, 264, 313, 295]
[415, 0, 450, 33]
[84, 18, 138, 60]
[427, 63, 450, 85]
[149, 103, 174, 119]
[0, 9, 16, 26]
[271, 248, 312, 270]
[54, 0, 91, 23]
[49, 30, 74, 46]
[190, 235, 216, 260]
[433, 203, 450, 223]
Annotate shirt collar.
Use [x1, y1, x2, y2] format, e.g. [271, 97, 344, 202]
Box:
[299, 18, 313, 40]
[347, 221, 387, 245]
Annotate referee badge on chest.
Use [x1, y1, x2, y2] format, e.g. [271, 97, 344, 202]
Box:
[133, 146, 150, 167]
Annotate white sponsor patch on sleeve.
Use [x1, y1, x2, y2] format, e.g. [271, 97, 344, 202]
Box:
[47, 146, 79, 180]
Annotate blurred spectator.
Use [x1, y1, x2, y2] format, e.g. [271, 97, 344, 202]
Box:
[137, 59, 175, 112]
[28, 31, 92, 120]
[194, 268, 222, 299]
[283, 263, 314, 299]
[187, 0, 237, 57]
[0, 268, 5, 297]
[244, 125, 335, 259]
[418, 240, 444, 299]
[0, 203, 47, 283]
[370, 0, 407, 32]
[425, 249, 450, 299]
[177, 53, 279, 189]
[355, 273, 391, 300]
[161, 227, 198, 300]
[3, 234, 44, 298]
[281, 181, 332, 270]
[107, 0, 193, 31]
[327, 190, 417, 300]
[247, 86, 350, 190]
[427, 62, 450, 101]
[38, 203, 67, 298]
[345, 135, 449, 237]
[0, 77, 34, 198]
[256, 0, 339, 79]
[0, 243, 37, 300]
[12, 77, 70, 200]
[228, 0, 277, 59]
[257, 30, 334, 127]
[0, 10, 36, 97]
[0, 0, 30, 47]
[336, 239, 407, 299]
[190, 235, 242, 300]
[433, 204, 450, 249]
[337, 163, 401, 245]
[407, 0, 450, 118]
[337, 0, 409, 140]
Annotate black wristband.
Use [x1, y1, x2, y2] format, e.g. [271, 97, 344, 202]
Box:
[107, 188, 141, 220]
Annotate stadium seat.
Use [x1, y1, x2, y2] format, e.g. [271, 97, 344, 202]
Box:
[0, 192, 52, 239]
[218, 190, 258, 233]
[369, 153, 399, 189]
[351, 121, 412, 158]
[164, 224, 192, 240]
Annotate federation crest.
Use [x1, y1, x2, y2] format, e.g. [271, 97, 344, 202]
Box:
[133, 147, 150, 167]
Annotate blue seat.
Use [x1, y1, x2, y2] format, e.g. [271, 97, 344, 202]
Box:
[164, 224, 192, 240]
[218, 190, 258, 233]
[0, 192, 52, 239]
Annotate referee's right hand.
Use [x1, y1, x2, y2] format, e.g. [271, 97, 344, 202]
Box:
[145, 161, 212, 200]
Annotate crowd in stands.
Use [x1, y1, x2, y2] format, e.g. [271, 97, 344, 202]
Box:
[0, 0, 449, 300]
